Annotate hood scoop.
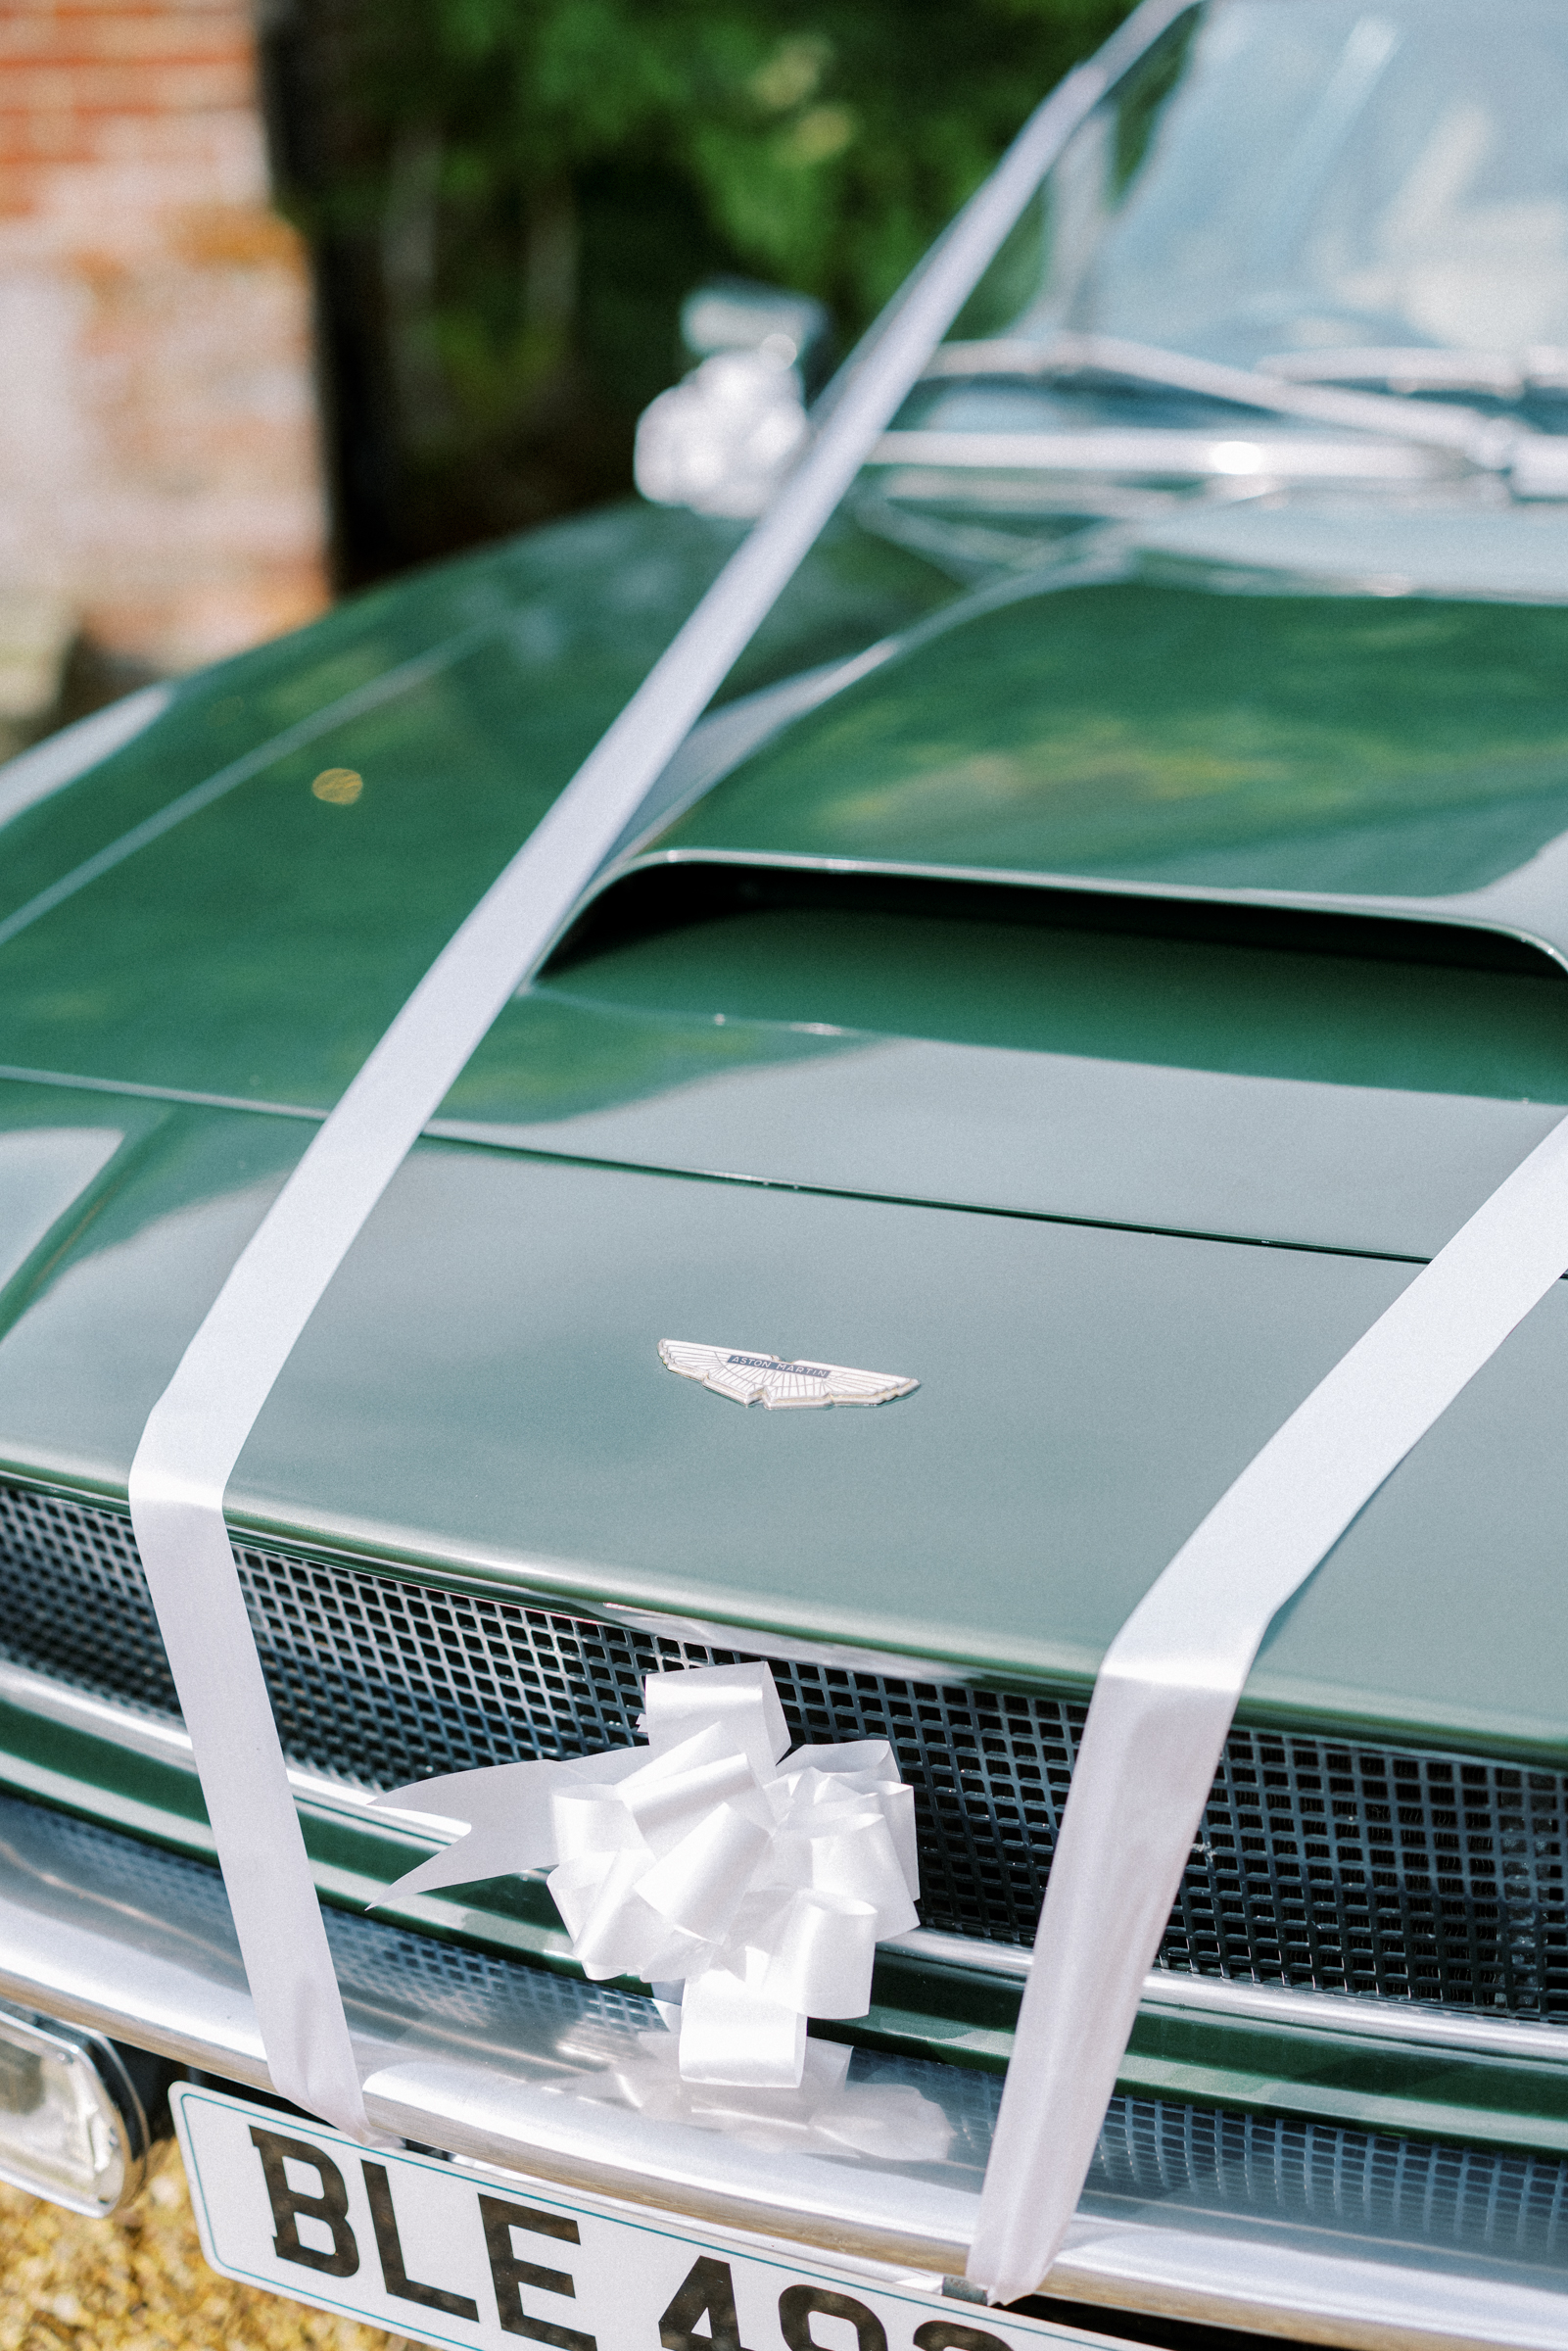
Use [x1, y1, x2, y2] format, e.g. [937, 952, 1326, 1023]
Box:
[437, 861, 1568, 1261]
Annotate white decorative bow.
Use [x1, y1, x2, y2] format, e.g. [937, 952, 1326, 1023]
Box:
[371, 1662, 919, 2087]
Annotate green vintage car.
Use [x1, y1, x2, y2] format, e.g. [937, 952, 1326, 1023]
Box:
[4, 0, 1568, 2343]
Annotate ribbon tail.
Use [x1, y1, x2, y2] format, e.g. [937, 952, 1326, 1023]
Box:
[128, 1478, 387, 2142]
[968, 1108, 1568, 2305]
[371, 1758, 563, 1902]
[679, 1968, 807, 2087]
[966, 1671, 1231, 2304]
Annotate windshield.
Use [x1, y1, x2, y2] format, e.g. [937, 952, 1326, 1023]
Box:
[863, 0, 1568, 576]
[1027, 0, 1568, 367]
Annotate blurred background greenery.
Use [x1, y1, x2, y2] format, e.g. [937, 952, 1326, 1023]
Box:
[258, 0, 1132, 587]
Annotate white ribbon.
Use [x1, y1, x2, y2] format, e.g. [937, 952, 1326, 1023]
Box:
[373, 1663, 918, 2087]
[967, 1105, 1568, 2307]
[120, 16, 1165, 2138]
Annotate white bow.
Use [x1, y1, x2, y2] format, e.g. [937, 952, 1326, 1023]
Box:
[372, 1662, 919, 2087]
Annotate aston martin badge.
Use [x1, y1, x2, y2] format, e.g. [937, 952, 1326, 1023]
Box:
[659, 1340, 918, 1410]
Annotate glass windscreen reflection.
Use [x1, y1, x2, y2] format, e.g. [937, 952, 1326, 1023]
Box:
[1009, 0, 1568, 367]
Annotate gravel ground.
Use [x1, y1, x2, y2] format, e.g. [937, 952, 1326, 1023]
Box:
[0, 2141, 411, 2351]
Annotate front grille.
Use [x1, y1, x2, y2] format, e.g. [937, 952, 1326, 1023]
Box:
[18, 1794, 1568, 2272]
[1, 1479, 1564, 2021]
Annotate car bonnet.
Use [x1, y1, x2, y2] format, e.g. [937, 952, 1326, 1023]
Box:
[0, 508, 1566, 1760]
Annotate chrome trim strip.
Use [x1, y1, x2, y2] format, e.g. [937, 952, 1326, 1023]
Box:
[0, 1659, 194, 1762]
[1136, 1966, 1568, 2062]
[872, 428, 1449, 482]
[894, 1930, 1568, 2065]
[11, 1656, 1568, 2072]
[890, 1929, 1034, 1977]
[0, 1791, 1563, 2351]
[0, 1657, 400, 1832]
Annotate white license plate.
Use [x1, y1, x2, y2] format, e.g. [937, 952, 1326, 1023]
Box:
[173, 2084, 1107, 2351]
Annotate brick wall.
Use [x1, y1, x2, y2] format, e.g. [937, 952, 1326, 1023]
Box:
[0, 0, 329, 722]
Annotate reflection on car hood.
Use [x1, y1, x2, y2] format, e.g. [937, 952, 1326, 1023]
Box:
[0, 502, 951, 1110]
[663, 513, 1568, 927]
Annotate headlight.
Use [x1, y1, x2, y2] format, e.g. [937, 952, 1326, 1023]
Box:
[0, 2003, 151, 2216]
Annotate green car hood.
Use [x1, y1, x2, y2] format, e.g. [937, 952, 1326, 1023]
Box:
[0, 498, 952, 1109]
[667, 556, 1568, 905]
[6, 502, 1568, 1110]
[3, 502, 1568, 1760]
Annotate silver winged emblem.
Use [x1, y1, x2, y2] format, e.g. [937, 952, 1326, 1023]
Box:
[659, 1340, 918, 1411]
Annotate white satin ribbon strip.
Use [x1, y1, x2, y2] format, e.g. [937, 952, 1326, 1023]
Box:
[372, 1662, 918, 2088]
[124, 13, 1177, 2139]
[967, 1105, 1568, 2308]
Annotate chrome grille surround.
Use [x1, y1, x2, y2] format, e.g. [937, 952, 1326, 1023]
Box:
[1, 1477, 1564, 2022]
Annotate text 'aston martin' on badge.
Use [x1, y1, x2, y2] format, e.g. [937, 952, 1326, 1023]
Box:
[658, 1340, 918, 1410]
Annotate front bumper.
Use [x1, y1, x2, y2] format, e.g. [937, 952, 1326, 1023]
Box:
[2, 1791, 1566, 2350]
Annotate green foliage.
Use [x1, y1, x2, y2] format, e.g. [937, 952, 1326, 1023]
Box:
[266, 0, 1133, 572]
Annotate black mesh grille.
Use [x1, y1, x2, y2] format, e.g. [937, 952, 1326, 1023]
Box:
[1, 1479, 1565, 2022]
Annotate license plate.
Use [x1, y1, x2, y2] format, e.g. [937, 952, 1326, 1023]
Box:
[173, 2084, 1108, 2351]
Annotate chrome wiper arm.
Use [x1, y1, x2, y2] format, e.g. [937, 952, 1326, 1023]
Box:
[926, 330, 1524, 469]
[1259, 344, 1568, 396]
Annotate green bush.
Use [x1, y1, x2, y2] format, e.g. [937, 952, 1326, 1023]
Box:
[261, 0, 1132, 576]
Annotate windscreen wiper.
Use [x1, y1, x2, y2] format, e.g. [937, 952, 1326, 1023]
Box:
[1259, 344, 1568, 398]
[921, 330, 1568, 493]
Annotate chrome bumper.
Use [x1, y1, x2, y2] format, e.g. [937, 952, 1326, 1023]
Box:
[1, 1790, 1565, 2351]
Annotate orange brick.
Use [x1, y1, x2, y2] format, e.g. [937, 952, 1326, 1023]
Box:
[4, 112, 102, 164]
[0, 0, 329, 674]
[2, 62, 256, 113]
[20, 22, 249, 65]
[0, 28, 246, 71]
